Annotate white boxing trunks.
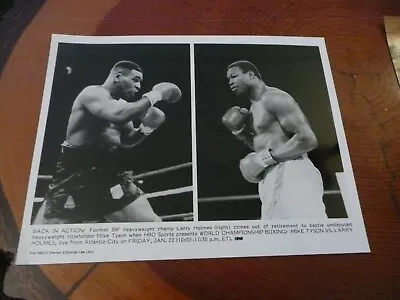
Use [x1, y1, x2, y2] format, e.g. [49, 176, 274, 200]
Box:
[258, 155, 327, 219]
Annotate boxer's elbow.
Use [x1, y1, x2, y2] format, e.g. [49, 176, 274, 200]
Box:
[308, 135, 318, 151]
[298, 132, 318, 152]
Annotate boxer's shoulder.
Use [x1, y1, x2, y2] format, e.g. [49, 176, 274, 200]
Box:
[78, 85, 109, 101]
[262, 87, 296, 112]
[264, 87, 292, 100]
[73, 86, 109, 111]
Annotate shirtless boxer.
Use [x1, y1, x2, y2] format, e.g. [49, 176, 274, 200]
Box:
[222, 60, 327, 219]
[33, 60, 181, 224]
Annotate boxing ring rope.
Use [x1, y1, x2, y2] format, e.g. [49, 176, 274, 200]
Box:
[34, 188, 339, 203]
[35, 162, 341, 221]
[35, 162, 194, 221]
[33, 185, 193, 203]
[146, 186, 192, 199]
[36, 162, 192, 181]
[161, 212, 193, 221]
[34, 163, 194, 203]
[197, 190, 341, 203]
[132, 162, 192, 180]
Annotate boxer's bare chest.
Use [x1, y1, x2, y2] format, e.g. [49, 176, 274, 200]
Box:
[250, 97, 289, 152]
[249, 100, 276, 135]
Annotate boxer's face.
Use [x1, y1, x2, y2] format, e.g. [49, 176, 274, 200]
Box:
[116, 69, 143, 99]
[227, 66, 250, 96]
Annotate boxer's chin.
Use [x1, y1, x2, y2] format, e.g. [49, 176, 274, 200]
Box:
[232, 88, 243, 96]
[129, 90, 137, 97]
[124, 91, 135, 101]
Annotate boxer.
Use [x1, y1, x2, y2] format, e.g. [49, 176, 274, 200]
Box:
[222, 60, 327, 219]
[33, 60, 181, 224]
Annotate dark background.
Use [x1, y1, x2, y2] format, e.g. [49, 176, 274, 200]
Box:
[34, 42, 193, 218]
[195, 44, 346, 220]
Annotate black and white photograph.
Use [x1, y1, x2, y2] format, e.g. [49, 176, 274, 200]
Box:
[195, 43, 348, 221]
[16, 35, 369, 266]
[30, 40, 193, 225]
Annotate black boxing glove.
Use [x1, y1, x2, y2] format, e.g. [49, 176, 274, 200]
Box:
[222, 106, 250, 136]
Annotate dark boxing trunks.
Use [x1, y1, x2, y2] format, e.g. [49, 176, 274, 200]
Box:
[42, 143, 143, 224]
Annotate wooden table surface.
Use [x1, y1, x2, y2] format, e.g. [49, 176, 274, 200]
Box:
[1, 1, 400, 299]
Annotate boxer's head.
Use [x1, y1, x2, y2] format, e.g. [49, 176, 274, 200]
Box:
[226, 60, 262, 96]
[110, 61, 143, 100]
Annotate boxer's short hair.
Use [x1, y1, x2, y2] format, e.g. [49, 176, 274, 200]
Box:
[228, 60, 262, 79]
[112, 60, 143, 74]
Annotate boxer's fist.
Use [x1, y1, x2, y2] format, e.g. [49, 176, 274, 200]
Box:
[239, 150, 278, 183]
[240, 152, 266, 183]
[153, 82, 182, 103]
[143, 82, 182, 105]
[139, 107, 166, 135]
[222, 106, 250, 135]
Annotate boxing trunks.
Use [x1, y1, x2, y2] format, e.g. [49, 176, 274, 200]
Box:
[42, 142, 144, 224]
[258, 155, 327, 220]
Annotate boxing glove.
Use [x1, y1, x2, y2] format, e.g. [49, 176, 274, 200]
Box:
[222, 106, 250, 135]
[138, 107, 166, 135]
[143, 82, 182, 105]
[239, 150, 277, 183]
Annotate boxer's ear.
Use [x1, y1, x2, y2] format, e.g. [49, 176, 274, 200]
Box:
[247, 71, 255, 80]
[114, 70, 122, 82]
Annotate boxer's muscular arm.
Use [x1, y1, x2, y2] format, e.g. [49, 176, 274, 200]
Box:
[265, 92, 318, 161]
[79, 86, 151, 124]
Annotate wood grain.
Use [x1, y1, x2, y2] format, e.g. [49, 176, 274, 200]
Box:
[1, 185, 65, 299]
[1, 0, 400, 299]
[70, 262, 190, 300]
[0, 0, 119, 297]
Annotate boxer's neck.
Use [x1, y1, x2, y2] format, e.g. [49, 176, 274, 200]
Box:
[102, 77, 119, 99]
[248, 81, 267, 102]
